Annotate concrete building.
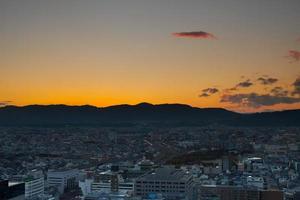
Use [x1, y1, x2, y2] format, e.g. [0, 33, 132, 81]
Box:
[24, 176, 44, 200]
[79, 171, 134, 198]
[198, 185, 283, 200]
[8, 170, 45, 200]
[134, 166, 194, 200]
[246, 176, 265, 189]
[47, 169, 79, 194]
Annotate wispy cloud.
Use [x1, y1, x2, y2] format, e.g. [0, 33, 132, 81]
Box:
[203, 88, 219, 94]
[199, 87, 219, 97]
[234, 79, 253, 89]
[172, 31, 216, 39]
[270, 87, 289, 97]
[257, 77, 278, 85]
[287, 50, 300, 62]
[199, 93, 210, 97]
[220, 93, 300, 108]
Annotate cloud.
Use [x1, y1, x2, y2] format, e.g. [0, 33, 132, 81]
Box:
[287, 50, 300, 62]
[199, 93, 209, 97]
[0, 101, 12, 106]
[235, 79, 253, 89]
[257, 77, 278, 85]
[270, 87, 289, 97]
[202, 88, 219, 94]
[220, 93, 300, 108]
[292, 77, 300, 96]
[172, 31, 216, 39]
[199, 87, 219, 97]
[223, 79, 253, 92]
[228, 87, 237, 91]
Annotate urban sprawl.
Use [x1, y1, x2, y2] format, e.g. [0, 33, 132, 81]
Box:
[1, 126, 300, 200]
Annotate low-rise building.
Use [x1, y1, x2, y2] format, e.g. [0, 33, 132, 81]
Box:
[134, 166, 194, 200]
[198, 185, 283, 200]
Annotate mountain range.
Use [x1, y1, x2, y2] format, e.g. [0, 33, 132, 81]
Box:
[0, 103, 299, 127]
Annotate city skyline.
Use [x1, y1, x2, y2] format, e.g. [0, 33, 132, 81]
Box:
[1, 0, 300, 112]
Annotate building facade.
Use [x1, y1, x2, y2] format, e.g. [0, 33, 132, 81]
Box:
[24, 176, 44, 200]
[134, 166, 194, 200]
[47, 169, 79, 194]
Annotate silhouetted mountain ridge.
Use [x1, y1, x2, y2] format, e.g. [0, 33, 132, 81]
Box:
[0, 103, 299, 126]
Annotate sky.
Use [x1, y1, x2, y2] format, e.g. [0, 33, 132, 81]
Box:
[1, 0, 300, 112]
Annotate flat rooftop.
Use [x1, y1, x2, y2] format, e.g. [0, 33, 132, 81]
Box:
[137, 166, 191, 182]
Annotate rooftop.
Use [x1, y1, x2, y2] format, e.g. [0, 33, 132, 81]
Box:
[137, 166, 191, 182]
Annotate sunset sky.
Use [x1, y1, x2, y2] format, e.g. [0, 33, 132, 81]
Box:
[1, 0, 300, 112]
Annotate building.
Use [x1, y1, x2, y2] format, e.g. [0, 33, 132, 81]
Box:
[134, 166, 194, 200]
[24, 176, 45, 200]
[198, 185, 283, 200]
[47, 169, 79, 194]
[7, 170, 44, 200]
[0, 180, 25, 200]
[79, 171, 134, 198]
[246, 176, 265, 189]
[285, 189, 300, 200]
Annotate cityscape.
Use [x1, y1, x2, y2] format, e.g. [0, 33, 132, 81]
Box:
[1, 106, 300, 199]
[1, 0, 300, 199]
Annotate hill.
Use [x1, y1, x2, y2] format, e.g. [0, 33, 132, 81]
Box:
[0, 103, 299, 126]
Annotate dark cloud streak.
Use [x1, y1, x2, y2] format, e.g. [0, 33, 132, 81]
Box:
[270, 87, 289, 97]
[172, 31, 216, 39]
[199, 93, 209, 97]
[199, 87, 219, 98]
[202, 88, 219, 94]
[234, 79, 253, 89]
[257, 77, 278, 85]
